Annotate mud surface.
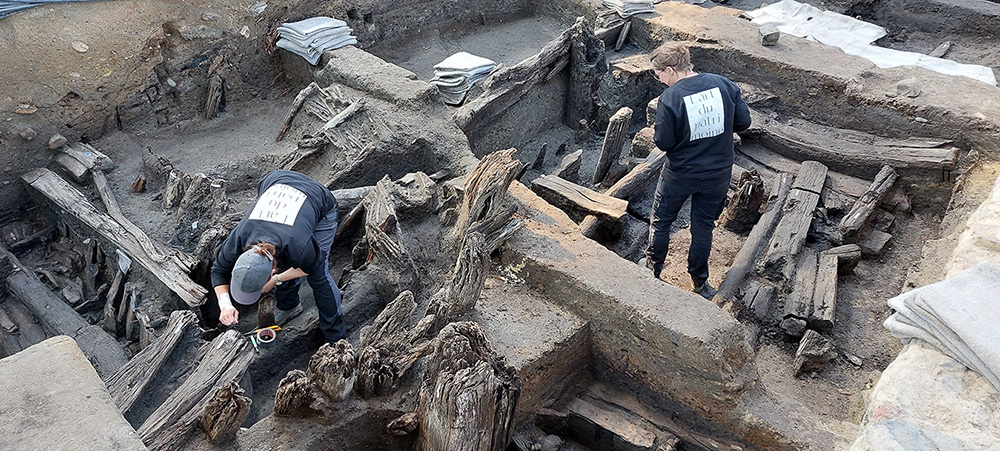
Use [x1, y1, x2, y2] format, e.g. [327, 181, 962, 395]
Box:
[0, 0, 995, 448]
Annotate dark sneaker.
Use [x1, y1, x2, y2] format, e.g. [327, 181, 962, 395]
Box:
[275, 304, 303, 326]
[638, 258, 662, 279]
[693, 281, 717, 300]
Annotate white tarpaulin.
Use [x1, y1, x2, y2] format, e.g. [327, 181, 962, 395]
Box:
[747, 0, 997, 85]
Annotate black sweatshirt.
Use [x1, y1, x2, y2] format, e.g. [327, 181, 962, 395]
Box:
[211, 170, 338, 287]
[653, 73, 751, 179]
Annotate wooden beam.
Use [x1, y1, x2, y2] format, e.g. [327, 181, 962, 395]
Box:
[54, 142, 113, 183]
[532, 175, 627, 224]
[552, 149, 583, 184]
[713, 173, 792, 307]
[105, 310, 198, 416]
[138, 330, 253, 451]
[593, 107, 632, 185]
[580, 149, 666, 240]
[809, 253, 838, 332]
[838, 165, 898, 244]
[22, 168, 207, 307]
[0, 243, 127, 376]
[418, 322, 520, 451]
[823, 244, 862, 275]
[759, 161, 827, 284]
[744, 109, 958, 177]
[200, 381, 250, 443]
[782, 248, 819, 337]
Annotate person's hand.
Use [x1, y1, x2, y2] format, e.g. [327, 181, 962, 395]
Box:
[219, 308, 239, 325]
[262, 269, 279, 293]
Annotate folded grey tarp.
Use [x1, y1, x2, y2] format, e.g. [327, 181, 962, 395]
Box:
[1, 0, 113, 20]
[883, 261, 1000, 393]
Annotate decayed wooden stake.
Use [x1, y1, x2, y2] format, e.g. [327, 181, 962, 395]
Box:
[276, 82, 323, 142]
[592, 107, 632, 185]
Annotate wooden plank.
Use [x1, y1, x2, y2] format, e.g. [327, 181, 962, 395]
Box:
[745, 110, 958, 177]
[784, 248, 819, 327]
[22, 168, 207, 307]
[566, 397, 656, 449]
[791, 161, 828, 193]
[593, 107, 632, 185]
[0, 305, 25, 356]
[737, 144, 870, 198]
[101, 269, 125, 334]
[838, 165, 898, 244]
[0, 243, 127, 377]
[859, 230, 893, 258]
[553, 149, 583, 184]
[105, 310, 199, 416]
[713, 173, 793, 306]
[759, 162, 827, 284]
[138, 330, 253, 451]
[580, 150, 666, 240]
[824, 244, 862, 275]
[3, 300, 47, 347]
[810, 253, 838, 332]
[531, 175, 628, 224]
[583, 382, 746, 451]
[454, 23, 573, 133]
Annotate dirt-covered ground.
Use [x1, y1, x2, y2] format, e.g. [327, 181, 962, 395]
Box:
[1, 0, 997, 447]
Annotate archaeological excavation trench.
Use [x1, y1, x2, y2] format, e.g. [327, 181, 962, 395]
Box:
[0, 0, 999, 449]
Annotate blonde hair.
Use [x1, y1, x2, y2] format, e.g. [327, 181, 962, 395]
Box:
[649, 43, 694, 72]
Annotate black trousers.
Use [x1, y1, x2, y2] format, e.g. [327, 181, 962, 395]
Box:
[645, 168, 729, 286]
[274, 208, 346, 343]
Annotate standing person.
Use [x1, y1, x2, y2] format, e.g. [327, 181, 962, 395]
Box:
[643, 42, 751, 299]
[211, 170, 346, 344]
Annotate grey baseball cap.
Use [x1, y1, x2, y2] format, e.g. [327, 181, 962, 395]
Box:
[230, 245, 273, 305]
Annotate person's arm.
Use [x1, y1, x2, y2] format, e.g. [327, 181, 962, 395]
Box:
[215, 284, 239, 325]
[262, 267, 308, 293]
[732, 85, 752, 133]
[212, 232, 242, 325]
[653, 92, 679, 152]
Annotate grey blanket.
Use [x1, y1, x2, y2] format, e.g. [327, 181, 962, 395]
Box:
[884, 261, 1000, 392]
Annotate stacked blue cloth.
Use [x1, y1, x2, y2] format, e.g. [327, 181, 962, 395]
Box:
[276, 17, 357, 65]
[430, 52, 496, 106]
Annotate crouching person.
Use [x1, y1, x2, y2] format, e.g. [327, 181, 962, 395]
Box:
[211, 170, 346, 344]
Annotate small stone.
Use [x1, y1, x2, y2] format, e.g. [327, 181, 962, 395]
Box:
[249, 2, 267, 15]
[166, 77, 177, 88]
[845, 353, 864, 367]
[896, 78, 922, 98]
[914, 117, 928, 123]
[539, 435, 563, 451]
[884, 91, 898, 98]
[793, 330, 837, 376]
[19, 128, 36, 140]
[759, 23, 780, 46]
[4, 166, 12, 173]
[14, 103, 36, 114]
[71, 40, 89, 53]
[240, 26, 251, 39]
[202, 11, 220, 21]
[48, 134, 67, 149]
[62, 286, 82, 305]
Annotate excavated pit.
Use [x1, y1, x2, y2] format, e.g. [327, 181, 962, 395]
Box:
[0, 0, 998, 449]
